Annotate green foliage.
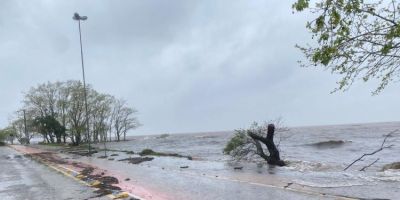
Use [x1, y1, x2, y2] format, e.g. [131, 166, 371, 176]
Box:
[292, 0, 309, 11]
[9, 80, 140, 145]
[0, 129, 7, 145]
[33, 115, 66, 143]
[293, 0, 400, 94]
[223, 131, 247, 155]
[140, 148, 156, 156]
[0, 126, 17, 145]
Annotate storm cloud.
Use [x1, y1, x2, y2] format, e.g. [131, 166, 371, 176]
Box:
[0, 0, 399, 134]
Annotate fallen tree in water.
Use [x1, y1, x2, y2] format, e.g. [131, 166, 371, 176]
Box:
[224, 122, 286, 166]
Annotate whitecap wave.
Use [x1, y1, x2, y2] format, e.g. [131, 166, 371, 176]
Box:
[292, 179, 366, 188]
[284, 160, 331, 172]
[305, 140, 349, 149]
[373, 170, 400, 182]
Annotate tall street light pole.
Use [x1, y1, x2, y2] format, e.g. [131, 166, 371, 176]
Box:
[73, 12, 91, 154]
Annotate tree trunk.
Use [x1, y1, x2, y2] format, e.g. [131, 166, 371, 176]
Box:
[71, 134, 75, 145]
[248, 124, 285, 166]
[56, 135, 61, 144]
[44, 133, 50, 143]
[75, 133, 81, 145]
[48, 133, 54, 143]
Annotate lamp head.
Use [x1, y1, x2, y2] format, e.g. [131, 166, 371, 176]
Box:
[73, 13, 80, 20]
[73, 13, 88, 21]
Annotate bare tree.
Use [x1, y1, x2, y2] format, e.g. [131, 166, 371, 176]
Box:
[55, 81, 72, 143]
[89, 92, 113, 143]
[111, 99, 140, 141]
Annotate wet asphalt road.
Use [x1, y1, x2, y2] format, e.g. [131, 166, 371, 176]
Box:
[0, 146, 108, 200]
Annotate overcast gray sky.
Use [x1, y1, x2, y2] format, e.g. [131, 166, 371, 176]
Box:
[0, 0, 399, 135]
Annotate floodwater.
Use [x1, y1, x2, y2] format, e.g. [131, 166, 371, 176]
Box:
[37, 122, 400, 199]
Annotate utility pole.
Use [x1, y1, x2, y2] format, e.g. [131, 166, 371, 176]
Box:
[23, 109, 28, 144]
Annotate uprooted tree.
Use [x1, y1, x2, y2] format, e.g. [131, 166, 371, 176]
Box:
[224, 122, 286, 166]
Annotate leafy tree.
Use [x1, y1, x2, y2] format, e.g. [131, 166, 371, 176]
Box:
[0, 128, 9, 145]
[293, 0, 400, 94]
[33, 115, 66, 144]
[11, 118, 29, 144]
[0, 126, 17, 145]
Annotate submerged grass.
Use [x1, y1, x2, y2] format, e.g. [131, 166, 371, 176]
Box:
[139, 148, 192, 160]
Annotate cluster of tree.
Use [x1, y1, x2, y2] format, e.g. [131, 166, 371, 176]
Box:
[0, 129, 12, 145]
[0, 120, 29, 145]
[5, 80, 140, 145]
[293, 0, 400, 94]
[0, 127, 16, 145]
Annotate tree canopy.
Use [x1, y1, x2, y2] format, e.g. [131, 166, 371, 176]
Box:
[6, 80, 140, 145]
[293, 0, 400, 94]
[33, 115, 66, 144]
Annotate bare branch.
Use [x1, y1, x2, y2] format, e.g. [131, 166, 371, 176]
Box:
[344, 129, 398, 171]
[359, 158, 380, 171]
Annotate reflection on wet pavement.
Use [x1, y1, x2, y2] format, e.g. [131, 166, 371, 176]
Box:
[0, 146, 108, 200]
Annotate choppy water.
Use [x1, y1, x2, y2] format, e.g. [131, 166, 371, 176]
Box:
[94, 122, 400, 199]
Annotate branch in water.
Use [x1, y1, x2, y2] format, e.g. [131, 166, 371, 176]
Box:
[359, 158, 380, 172]
[344, 129, 398, 171]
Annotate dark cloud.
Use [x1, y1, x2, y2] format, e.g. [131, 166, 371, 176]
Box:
[0, 0, 399, 134]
